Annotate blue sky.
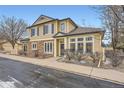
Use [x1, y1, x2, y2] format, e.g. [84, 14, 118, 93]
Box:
[0, 5, 102, 27]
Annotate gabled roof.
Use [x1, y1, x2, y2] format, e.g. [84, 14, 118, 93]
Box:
[53, 27, 104, 38]
[27, 15, 77, 29]
[32, 15, 55, 26]
[53, 32, 67, 37]
[59, 18, 77, 27]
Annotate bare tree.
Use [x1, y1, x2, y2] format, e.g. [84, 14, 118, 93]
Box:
[92, 6, 124, 67]
[99, 5, 124, 51]
[0, 16, 27, 49]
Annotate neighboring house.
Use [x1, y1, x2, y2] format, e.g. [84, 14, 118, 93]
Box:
[0, 40, 22, 54]
[26, 15, 104, 58]
[20, 38, 30, 53]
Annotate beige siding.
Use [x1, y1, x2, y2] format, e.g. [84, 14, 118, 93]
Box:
[58, 20, 76, 33]
[28, 18, 76, 41]
[94, 33, 103, 53]
[65, 33, 103, 53]
[67, 20, 76, 32]
[29, 21, 58, 41]
[33, 17, 53, 25]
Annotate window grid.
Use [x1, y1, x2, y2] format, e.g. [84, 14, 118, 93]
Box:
[61, 23, 65, 32]
[44, 42, 53, 54]
[32, 43, 37, 50]
[69, 37, 93, 53]
[31, 29, 35, 37]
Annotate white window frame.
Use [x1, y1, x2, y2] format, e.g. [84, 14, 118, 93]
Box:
[43, 24, 54, 35]
[60, 23, 65, 32]
[69, 38, 76, 51]
[44, 41, 53, 54]
[43, 24, 49, 35]
[77, 38, 84, 53]
[85, 36, 94, 53]
[31, 28, 35, 37]
[32, 43, 37, 50]
[69, 36, 94, 54]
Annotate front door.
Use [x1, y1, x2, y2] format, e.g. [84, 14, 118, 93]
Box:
[60, 44, 64, 56]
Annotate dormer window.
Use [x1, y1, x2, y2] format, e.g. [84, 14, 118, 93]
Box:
[61, 23, 65, 32]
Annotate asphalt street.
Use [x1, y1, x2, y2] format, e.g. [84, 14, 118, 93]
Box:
[0, 57, 123, 88]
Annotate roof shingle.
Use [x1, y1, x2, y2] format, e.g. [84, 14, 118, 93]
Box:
[53, 27, 104, 37]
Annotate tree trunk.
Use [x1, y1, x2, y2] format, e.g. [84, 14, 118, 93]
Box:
[11, 43, 15, 49]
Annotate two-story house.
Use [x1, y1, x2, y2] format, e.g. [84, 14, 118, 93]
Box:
[26, 15, 104, 58]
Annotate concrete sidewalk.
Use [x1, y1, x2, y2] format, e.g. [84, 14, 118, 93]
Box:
[0, 53, 124, 85]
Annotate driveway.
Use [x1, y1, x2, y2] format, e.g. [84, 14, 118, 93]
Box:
[0, 57, 123, 88]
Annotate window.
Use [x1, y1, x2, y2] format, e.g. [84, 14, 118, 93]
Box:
[78, 43, 83, 53]
[78, 38, 83, 41]
[43, 24, 54, 35]
[23, 44, 27, 51]
[70, 43, 75, 52]
[86, 37, 93, 41]
[86, 42, 93, 53]
[32, 43, 37, 50]
[51, 24, 54, 34]
[37, 27, 39, 36]
[50, 43, 52, 52]
[31, 29, 35, 37]
[70, 38, 75, 42]
[61, 23, 65, 32]
[43, 25, 48, 35]
[69, 37, 93, 54]
[70, 38, 76, 52]
[44, 42, 53, 54]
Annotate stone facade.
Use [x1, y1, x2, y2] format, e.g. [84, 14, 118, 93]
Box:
[27, 40, 54, 58]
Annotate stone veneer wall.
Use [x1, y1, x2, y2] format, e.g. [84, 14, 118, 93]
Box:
[27, 40, 54, 58]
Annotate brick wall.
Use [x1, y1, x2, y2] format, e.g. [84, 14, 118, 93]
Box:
[27, 40, 54, 58]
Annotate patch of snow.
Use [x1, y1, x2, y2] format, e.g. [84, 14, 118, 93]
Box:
[104, 59, 111, 65]
[0, 76, 23, 88]
[8, 76, 23, 85]
[0, 80, 16, 88]
[80, 60, 86, 64]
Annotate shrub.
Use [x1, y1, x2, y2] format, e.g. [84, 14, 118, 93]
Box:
[32, 50, 39, 57]
[18, 50, 27, 56]
[105, 50, 123, 67]
[73, 51, 82, 62]
[64, 49, 73, 61]
[88, 52, 102, 63]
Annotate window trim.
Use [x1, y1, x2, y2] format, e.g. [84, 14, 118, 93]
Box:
[86, 42, 93, 53]
[86, 36, 93, 41]
[31, 28, 35, 37]
[51, 24, 54, 34]
[60, 23, 65, 32]
[32, 43, 37, 50]
[43, 24, 55, 35]
[69, 36, 94, 54]
[43, 24, 49, 35]
[37, 27, 39, 36]
[44, 41, 53, 54]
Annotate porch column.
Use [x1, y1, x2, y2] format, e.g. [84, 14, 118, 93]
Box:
[64, 37, 68, 50]
[54, 39, 57, 57]
[93, 36, 95, 53]
[84, 37, 86, 53]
